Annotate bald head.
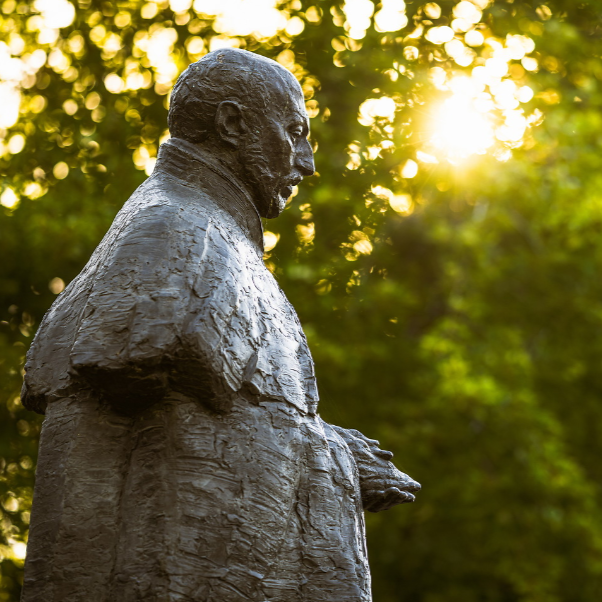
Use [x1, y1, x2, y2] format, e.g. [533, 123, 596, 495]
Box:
[168, 48, 301, 143]
[168, 49, 314, 219]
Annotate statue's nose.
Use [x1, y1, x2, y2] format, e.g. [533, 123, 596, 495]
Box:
[296, 139, 315, 176]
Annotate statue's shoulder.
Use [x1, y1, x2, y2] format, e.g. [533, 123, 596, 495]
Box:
[100, 173, 217, 262]
[123, 171, 213, 223]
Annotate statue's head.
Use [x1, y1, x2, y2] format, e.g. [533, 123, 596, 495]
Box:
[168, 49, 315, 219]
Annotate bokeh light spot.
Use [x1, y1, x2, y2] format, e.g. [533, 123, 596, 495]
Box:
[49, 277, 66, 294]
[1, 188, 19, 209]
[264, 231, 280, 252]
[53, 162, 69, 179]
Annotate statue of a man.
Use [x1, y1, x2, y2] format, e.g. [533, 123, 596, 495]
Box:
[21, 49, 420, 602]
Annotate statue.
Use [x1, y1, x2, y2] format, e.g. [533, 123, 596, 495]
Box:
[20, 49, 420, 602]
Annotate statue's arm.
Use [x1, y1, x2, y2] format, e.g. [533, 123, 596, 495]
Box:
[327, 423, 421, 512]
[69, 205, 230, 413]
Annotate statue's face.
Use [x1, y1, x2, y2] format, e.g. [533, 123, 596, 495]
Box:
[241, 74, 315, 219]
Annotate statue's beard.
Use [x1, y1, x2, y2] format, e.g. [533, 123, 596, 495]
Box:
[240, 133, 289, 220]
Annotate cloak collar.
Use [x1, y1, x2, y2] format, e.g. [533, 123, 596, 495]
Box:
[155, 137, 264, 254]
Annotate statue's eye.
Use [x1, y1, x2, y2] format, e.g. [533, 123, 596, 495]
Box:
[290, 127, 304, 138]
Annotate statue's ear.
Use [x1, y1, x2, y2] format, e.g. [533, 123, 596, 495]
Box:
[215, 100, 247, 147]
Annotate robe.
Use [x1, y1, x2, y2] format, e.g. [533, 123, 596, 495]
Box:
[21, 138, 381, 602]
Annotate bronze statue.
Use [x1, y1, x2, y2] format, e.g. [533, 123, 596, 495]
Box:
[21, 49, 420, 602]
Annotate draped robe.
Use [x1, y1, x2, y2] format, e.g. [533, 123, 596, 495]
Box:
[21, 138, 395, 602]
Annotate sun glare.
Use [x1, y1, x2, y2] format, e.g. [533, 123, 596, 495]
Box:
[430, 94, 495, 161]
[424, 35, 537, 164]
[349, 18, 540, 173]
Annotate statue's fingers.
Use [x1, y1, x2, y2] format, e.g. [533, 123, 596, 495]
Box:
[384, 487, 415, 504]
[350, 430, 380, 446]
[371, 489, 402, 512]
[390, 474, 421, 492]
[374, 449, 394, 461]
[365, 486, 416, 512]
[401, 477, 421, 492]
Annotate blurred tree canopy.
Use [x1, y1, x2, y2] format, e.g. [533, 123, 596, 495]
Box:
[3, 0, 602, 599]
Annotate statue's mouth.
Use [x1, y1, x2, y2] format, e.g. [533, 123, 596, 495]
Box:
[281, 177, 302, 199]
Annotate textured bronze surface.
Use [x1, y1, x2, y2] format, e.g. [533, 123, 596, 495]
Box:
[21, 49, 420, 602]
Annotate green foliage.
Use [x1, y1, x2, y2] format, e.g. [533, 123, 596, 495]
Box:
[3, 0, 602, 599]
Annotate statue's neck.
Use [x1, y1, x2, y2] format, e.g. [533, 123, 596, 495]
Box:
[155, 137, 264, 254]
